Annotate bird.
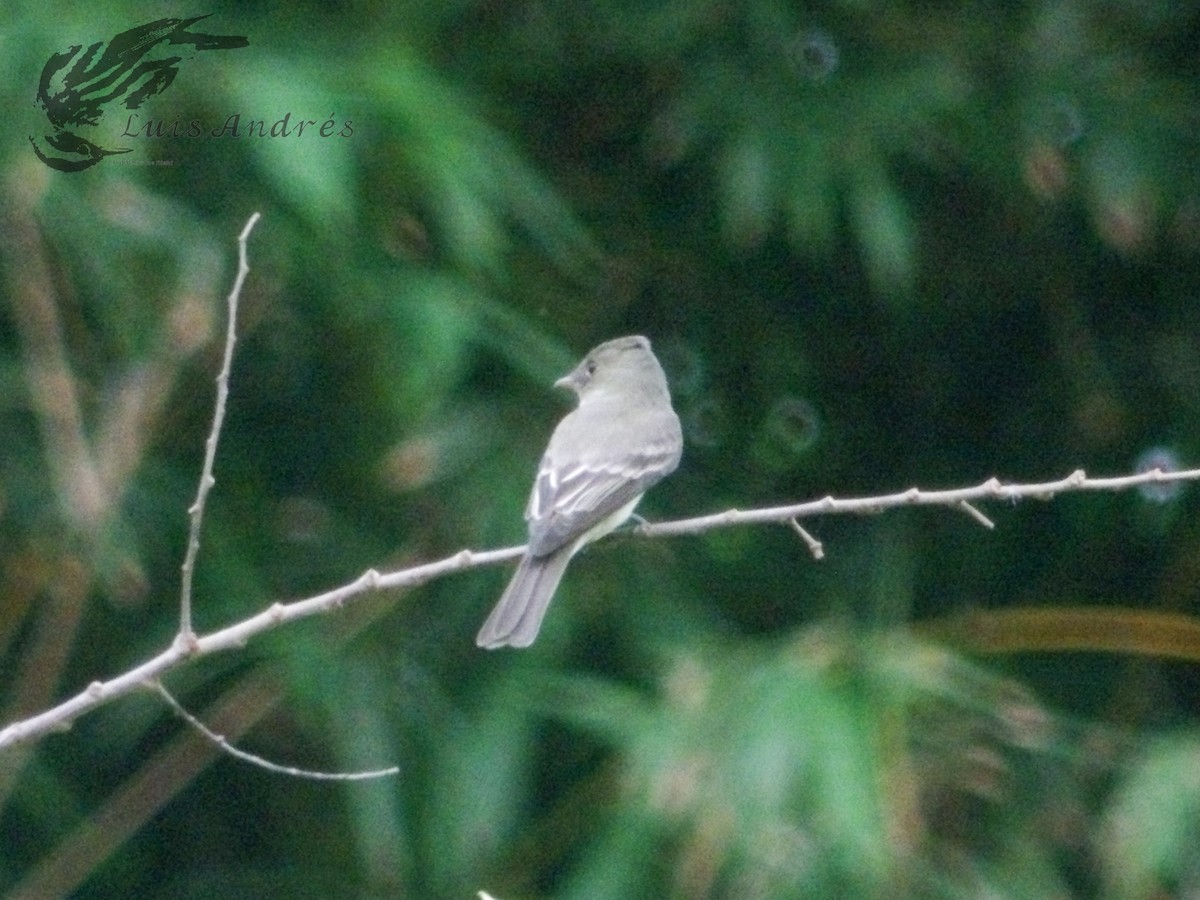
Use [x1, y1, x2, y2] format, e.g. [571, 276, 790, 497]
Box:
[476, 335, 683, 649]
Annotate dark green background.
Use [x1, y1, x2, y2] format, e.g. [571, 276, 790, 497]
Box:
[3, 1, 1200, 897]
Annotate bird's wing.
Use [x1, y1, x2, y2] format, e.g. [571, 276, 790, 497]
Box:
[525, 434, 681, 557]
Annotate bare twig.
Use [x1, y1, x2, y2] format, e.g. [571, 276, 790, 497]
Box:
[955, 500, 995, 529]
[788, 517, 824, 560]
[152, 681, 398, 780]
[633, 468, 1198, 538]
[0, 550, 519, 750]
[178, 212, 260, 642]
[3, 466, 1198, 751]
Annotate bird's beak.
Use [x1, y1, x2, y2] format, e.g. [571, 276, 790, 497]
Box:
[554, 366, 583, 392]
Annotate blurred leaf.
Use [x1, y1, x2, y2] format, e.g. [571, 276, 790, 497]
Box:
[847, 162, 916, 295]
[226, 56, 357, 229]
[719, 128, 774, 247]
[1102, 733, 1200, 899]
[923, 606, 1200, 662]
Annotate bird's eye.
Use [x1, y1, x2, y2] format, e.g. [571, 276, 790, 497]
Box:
[585, 360, 597, 375]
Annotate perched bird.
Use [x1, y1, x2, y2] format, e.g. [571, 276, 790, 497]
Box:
[477, 335, 683, 649]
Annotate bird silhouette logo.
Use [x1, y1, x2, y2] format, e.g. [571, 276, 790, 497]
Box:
[30, 14, 248, 172]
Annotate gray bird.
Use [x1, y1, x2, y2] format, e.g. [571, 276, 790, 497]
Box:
[477, 335, 683, 649]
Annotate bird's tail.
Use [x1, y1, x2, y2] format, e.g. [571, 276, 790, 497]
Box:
[476, 546, 574, 649]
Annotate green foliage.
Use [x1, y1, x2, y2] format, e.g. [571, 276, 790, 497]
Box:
[2, 0, 1200, 897]
[1102, 733, 1200, 899]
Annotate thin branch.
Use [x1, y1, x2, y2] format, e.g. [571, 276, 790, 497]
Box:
[634, 467, 1200, 538]
[178, 212, 260, 641]
[0, 550, 519, 750]
[3, 466, 1198, 751]
[955, 500, 995, 530]
[788, 517, 824, 560]
[152, 681, 398, 780]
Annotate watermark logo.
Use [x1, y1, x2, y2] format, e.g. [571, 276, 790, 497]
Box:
[29, 14, 248, 172]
